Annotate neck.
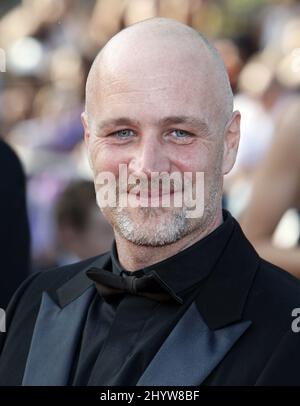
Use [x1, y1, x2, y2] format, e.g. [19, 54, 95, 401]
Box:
[114, 208, 223, 272]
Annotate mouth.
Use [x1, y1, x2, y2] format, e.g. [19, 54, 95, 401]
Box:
[140, 190, 174, 197]
[125, 189, 177, 208]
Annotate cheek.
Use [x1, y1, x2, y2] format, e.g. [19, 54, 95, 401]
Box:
[88, 139, 125, 176]
[171, 145, 216, 174]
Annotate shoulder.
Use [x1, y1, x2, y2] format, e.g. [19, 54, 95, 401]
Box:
[4, 252, 109, 326]
[17, 253, 109, 303]
[247, 258, 300, 329]
[0, 253, 109, 356]
[0, 254, 109, 382]
[256, 259, 300, 299]
[251, 261, 300, 385]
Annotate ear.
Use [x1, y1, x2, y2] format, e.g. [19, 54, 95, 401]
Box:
[81, 111, 90, 144]
[81, 111, 94, 171]
[222, 111, 241, 175]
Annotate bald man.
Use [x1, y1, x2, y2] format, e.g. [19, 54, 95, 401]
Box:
[1, 18, 300, 387]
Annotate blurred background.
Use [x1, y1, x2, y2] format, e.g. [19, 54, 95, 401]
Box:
[0, 0, 300, 283]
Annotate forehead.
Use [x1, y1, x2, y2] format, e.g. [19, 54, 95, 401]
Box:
[89, 49, 217, 124]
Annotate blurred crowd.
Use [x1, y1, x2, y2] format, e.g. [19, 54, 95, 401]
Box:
[0, 0, 299, 280]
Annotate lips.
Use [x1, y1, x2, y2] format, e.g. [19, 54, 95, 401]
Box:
[128, 189, 175, 199]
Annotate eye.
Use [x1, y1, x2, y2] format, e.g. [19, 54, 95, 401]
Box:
[166, 129, 194, 143]
[172, 129, 190, 138]
[113, 129, 135, 139]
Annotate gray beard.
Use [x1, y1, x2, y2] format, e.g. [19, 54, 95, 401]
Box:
[109, 205, 214, 247]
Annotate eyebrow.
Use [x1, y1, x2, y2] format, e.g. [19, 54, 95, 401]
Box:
[96, 115, 210, 135]
[158, 116, 210, 134]
[96, 118, 140, 132]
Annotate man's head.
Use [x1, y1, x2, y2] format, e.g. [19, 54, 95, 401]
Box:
[82, 17, 240, 247]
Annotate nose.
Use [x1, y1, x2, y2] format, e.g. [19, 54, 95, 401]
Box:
[128, 133, 171, 176]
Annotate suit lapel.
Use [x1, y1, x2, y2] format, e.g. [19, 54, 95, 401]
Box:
[137, 302, 251, 386]
[22, 287, 94, 386]
[22, 254, 111, 386]
[138, 222, 259, 386]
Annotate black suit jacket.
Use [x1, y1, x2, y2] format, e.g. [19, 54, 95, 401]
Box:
[0, 218, 300, 386]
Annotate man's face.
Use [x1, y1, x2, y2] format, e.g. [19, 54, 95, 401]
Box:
[83, 45, 238, 246]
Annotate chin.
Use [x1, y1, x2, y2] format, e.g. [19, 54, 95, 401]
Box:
[114, 207, 196, 246]
[121, 229, 184, 247]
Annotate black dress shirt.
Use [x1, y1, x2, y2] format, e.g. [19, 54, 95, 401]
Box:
[71, 211, 235, 386]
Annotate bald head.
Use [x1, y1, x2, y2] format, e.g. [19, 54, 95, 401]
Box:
[83, 18, 241, 250]
[85, 17, 233, 133]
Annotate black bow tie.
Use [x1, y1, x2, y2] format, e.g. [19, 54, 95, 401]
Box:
[86, 267, 183, 304]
